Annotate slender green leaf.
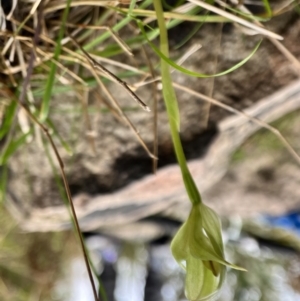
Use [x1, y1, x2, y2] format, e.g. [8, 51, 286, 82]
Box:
[83, 0, 153, 51]
[262, 0, 272, 17]
[40, 0, 72, 122]
[139, 20, 262, 78]
[219, 4, 269, 22]
[0, 101, 17, 140]
[295, 1, 300, 15]
[0, 165, 8, 204]
[0, 131, 31, 165]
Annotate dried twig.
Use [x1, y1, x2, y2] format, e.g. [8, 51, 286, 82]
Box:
[69, 34, 151, 112]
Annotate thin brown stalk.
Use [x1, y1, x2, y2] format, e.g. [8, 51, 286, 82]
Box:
[4, 5, 100, 293]
[69, 35, 151, 112]
[67, 29, 155, 159]
[7, 90, 100, 301]
[89, 58, 156, 159]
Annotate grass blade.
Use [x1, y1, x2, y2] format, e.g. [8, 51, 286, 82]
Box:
[40, 0, 72, 122]
[0, 131, 31, 165]
[0, 165, 8, 204]
[0, 100, 17, 140]
[139, 21, 262, 78]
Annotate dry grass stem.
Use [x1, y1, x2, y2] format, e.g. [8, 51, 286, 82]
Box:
[69, 35, 151, 112]
[72, 37, 156, 159]
[188, 0, 283, 40]
[77, 87, 97, 155]
[172, 82, 300, 165]
[231, 1, 300, 76]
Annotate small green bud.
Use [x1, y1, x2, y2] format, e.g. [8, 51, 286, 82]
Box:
[171, 203, 245, 301]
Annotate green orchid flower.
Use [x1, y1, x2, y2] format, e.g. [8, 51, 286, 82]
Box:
[171, 203, 245, 301]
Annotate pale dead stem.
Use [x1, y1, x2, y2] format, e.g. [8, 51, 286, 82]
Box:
[1, 0, 42, 55]
[135, 2, 204, 25]
[1, 27, 147, 77]
[219, 0, 300, 76]
[188, 0, 283, 40]
[134, 77, 300, 166]
[272, 0, 298, 15]
[76, 86, 97, 155]
[0, 54, 17, 86]
[201, 22, 223, 129]
[52, 22, 133, 56]
[44, 0, 125, 14]
[172, 82, 300, 166]
[0, 4, 6, 30]
[6, 0, 18, 20]
[129, 2, 227, 27]
[21, 40, 86, 85]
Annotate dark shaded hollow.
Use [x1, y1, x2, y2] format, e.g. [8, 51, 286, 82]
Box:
[68, 125, 218, 196]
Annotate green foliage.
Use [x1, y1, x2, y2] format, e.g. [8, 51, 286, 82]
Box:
[40, 0, 72, 122]
[153, 0, 201, 206]
[0, 131, 32, 165]
[0, 101, 17, 140]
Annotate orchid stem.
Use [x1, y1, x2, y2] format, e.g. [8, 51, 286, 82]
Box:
[153, 0, 201, 205]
